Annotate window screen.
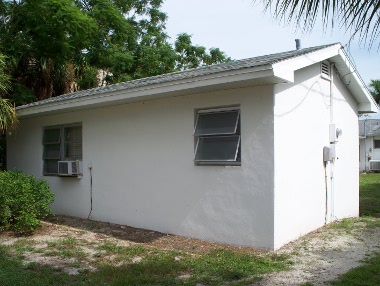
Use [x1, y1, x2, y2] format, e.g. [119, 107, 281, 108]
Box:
[194, 110, 240, 136]
[374, 140, 380, 149]
[195, 136, 240, 162]
[43, 128, 61, 144]
[43, 124, 82, 175]
[64, 126, 82, 160]
[194, 108, 241, 165]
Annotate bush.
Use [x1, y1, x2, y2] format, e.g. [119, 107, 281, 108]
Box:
[0, 170, 55, 233]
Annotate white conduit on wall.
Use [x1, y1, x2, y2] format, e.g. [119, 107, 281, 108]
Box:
[325, 62, 336, 224]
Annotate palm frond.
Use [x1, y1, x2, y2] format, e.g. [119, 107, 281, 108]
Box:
[257, 0, 380, 47]
[0, 98, 18, 132]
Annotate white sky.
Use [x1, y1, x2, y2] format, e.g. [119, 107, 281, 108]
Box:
[161, 0, 380, 86]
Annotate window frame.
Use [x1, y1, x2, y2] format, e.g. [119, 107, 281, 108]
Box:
[193, 106, 241, 166]
[43, 123, 82, 176]
[374, 139, 380, 149]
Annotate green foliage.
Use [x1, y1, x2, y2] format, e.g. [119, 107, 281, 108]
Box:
[0, 170, 55, 233]
[174, 33, 230, 71]
[0, 0, 229, 103]
[0, 133, 5, 170]
[0, 98, 18, 131]
[330, 252, 380, 286]
[76, 66, 99, 90]
[11, 82, 37, 106]
[0, 52, 10, 95]
[369, 80, 380, 104]
[0, 52, 18, 132]
[360, 173, 380, 217]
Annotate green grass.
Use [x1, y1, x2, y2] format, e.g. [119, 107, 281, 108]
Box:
[0, 245, 85, 286]
[0, 240, 290, 286]
[86, 249, 290, 286]
[329, 252, 380, 286]
[360, 173, 380, 217]
[327, 173, 380, 286]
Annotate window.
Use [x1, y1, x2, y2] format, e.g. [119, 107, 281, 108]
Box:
[374, 140, 380, 149]
[194, 107, 241, 165]
[43, 124, 82, 175]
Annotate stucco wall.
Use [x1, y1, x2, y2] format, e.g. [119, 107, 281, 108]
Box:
[8, 86, 276, 249]
[273, 63, 359, 249]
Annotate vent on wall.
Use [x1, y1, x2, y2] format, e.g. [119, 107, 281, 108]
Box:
[321, 61, 331, 80]
[369, 160, 380, 171]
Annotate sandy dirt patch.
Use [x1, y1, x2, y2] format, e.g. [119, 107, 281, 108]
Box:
[0, 216, 379, 284]
[254, 223, 380, 285]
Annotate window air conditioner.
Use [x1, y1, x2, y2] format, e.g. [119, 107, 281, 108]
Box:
[58, 161, 81, 176]
[369, 160, 380, 172]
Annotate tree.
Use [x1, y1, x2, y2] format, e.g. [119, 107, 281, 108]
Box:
[0, 0, 229, 104]
[175, 33, 230, 70]
[257, 0, 380, 47]
[0, 52, 17, 170]
[0, 53, 17, 132]
[369, 79, 380, 104]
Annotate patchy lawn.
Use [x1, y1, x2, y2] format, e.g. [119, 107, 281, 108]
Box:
[0, 216, 290, 286]
[360, 173, 380, 217]
[0, 173, 379, 285]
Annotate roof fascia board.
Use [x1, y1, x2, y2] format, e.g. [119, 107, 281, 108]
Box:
[358, 102, 377, 113]
[336, 48, 378, 113]
[17, 65, 277, 118]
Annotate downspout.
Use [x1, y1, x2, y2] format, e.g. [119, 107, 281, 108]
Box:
[330, 64, 334, 124]
[87, 164, 93, 220]
[325, 62, 335, 224]
[330, 63, 335, 221]
[330, 63, 335, 222]
[364, 118, 367, 172]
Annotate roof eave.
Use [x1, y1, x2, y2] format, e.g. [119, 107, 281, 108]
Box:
[272, 43, 378, 114]
[272, 43, 342, 82]
[334, 48, 378, 113]
[17, 64, 285, 118]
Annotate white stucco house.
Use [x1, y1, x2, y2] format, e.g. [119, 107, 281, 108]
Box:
[359, 119, 380, 172]
[7, 43, 377, 250]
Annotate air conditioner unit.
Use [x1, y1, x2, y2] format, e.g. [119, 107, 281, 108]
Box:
[369, 160, 380, 172]
[58, 161, 82, 176]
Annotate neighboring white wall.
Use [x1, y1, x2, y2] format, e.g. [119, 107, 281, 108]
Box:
[273, 63, 359, 249]
[359, 138, 367, 172]
[8, 86, 276, 249]
[372, 136, 380, 161]
[360, 135, 380, 172]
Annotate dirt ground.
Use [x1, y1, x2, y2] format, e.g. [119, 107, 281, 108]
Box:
[255, 221, 380, 285]
[0, 216, 379, 285]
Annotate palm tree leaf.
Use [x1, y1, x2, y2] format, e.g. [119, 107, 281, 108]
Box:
[255, 0, 380, 47]
[0, 98, 18, 132]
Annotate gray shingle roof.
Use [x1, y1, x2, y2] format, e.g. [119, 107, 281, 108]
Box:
[359, 119, 380, 137]
[17, 43, 338, 110]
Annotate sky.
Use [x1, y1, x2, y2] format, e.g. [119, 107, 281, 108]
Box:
[161, 0, 380, 87]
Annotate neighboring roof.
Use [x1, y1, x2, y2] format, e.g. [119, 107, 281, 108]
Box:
[359, 119, 380, 137]
[17, 43, 377, 118]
